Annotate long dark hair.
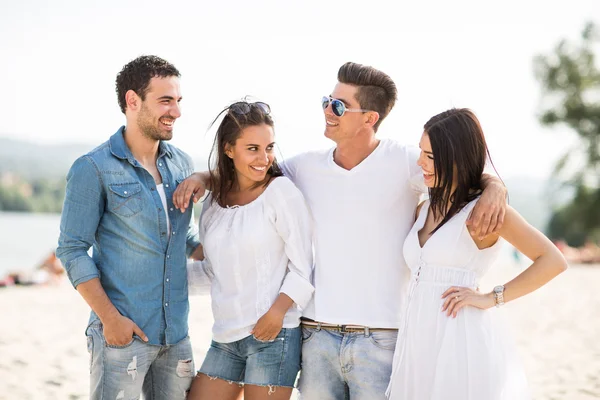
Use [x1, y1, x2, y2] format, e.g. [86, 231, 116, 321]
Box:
[424, 108, 499, 233]
[207, 101, 283, 207]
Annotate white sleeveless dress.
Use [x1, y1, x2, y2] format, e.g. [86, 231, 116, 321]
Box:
[387, 199, 530, 400]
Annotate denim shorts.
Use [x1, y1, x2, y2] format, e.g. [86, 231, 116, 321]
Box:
[198, 327, 301, 388]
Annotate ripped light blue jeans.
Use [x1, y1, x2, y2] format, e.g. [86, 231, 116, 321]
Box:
[86, 321, 195, 399]
[297, 326, 398, 400]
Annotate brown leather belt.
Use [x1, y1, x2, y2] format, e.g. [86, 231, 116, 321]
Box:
[300, 319, 397, 334]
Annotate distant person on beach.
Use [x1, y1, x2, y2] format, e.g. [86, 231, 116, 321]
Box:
[580, 240, 600, 263]
[185, 99, 314, 400]
[385, 108, 568, 400]
[173, 62, 508, 399]
[56, 55, 203, 400]
[0, 251, 64, 287]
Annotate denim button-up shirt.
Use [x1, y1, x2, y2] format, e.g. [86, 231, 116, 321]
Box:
[56, 127, 201, 345]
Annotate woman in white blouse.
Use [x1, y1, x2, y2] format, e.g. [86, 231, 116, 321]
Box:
[187, 100, 314, 400]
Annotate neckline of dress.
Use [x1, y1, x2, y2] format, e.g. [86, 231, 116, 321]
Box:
[216, 177, 280, 211]
[416, 199, 470, 249]
[416, 200, 436, 250]
[416, 198, 488, 251]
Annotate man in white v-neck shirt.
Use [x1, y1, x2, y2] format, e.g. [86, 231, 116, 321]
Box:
[278, 63, 506, 400]
[280, 62, 426, 399]
[172, 62, 507, 399]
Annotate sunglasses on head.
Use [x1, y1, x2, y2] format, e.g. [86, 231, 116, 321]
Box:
[229, 101, 271, 115]
[321, 96, 372, 117]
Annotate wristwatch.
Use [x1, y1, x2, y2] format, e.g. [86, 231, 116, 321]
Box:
[493, 285, 505, 307]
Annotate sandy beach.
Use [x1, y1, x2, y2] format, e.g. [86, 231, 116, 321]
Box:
[1, 262, 599, 400]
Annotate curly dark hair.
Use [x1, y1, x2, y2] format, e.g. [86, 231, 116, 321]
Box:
[115, 55, 180, 114]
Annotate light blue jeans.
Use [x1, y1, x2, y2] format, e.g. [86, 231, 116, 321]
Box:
[297, 326, 398, 400]
[86, 321, 195, 399]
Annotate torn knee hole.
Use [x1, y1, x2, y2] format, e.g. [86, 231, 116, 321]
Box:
[176, 358, 194, 378]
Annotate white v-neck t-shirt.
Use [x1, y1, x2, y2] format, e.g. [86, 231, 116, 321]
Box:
[280, 138, 425, 328]
[156, 184, 171, 234]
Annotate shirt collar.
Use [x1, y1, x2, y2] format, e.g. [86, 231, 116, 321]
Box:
[109, 126, 173, 165]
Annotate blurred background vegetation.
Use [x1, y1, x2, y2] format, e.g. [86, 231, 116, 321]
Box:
[534, 21, 600, 246]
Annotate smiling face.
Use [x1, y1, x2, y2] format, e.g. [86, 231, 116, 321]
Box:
[323, 82, 370, 144]
[225, 123, 276, 190]
[417, 131, 437, 188]
[135, 76, 182, 141]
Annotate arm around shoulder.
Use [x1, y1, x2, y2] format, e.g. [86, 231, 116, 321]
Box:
[469, 174, 508, 238]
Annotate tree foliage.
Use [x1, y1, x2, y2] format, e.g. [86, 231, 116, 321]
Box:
[0, 178, 65, 214]
[534, 21, 600, 245]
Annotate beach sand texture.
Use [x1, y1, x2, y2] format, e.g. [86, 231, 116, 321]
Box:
[0, 263, 598, 400]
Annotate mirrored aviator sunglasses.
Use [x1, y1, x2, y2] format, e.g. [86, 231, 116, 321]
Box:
[321, 96, 372, 117]
[229, 101, 271, 115]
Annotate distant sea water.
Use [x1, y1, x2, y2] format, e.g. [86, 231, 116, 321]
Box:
[0, 211, 526, 278]
[0, 212, 61, 276]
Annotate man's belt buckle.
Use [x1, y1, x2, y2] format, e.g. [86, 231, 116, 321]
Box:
[340, 325, 370, 335]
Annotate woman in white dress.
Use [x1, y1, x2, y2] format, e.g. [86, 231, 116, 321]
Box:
[186, 100, 314, 400]
[386, 108, 568, 400]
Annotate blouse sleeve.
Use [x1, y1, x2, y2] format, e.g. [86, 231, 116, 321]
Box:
[187, 200, 213, 296]
[187, 258, 213, 296]
[270, 178, 315, 310]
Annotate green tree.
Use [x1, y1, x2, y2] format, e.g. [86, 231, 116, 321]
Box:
[534, 21, 600, 246]
[0, 178, 65, 214]
[0, 186, 33, 212]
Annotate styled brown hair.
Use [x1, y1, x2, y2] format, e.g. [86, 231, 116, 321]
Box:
[337, 62, 398, 131]
[424, 108, 499, 233]
[207, 102, 282, 207]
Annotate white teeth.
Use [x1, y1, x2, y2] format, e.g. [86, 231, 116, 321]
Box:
[326, 120, 338, 126]
[160, 119, 174, 126]
[251, 166, 266, 171]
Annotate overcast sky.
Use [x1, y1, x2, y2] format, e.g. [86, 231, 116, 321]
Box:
[2, 0, 598, 179]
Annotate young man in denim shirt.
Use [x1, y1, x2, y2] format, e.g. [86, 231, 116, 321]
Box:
[57, 55, 203, 399]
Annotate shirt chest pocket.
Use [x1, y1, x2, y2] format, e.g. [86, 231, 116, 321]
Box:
[108, 183, 143, 217]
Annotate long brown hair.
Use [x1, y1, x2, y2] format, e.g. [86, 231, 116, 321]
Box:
[424, 108, 499, 233]
[207, 101, 283, 207]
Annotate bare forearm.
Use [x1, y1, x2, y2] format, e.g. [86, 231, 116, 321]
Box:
[198, 171, 211, 190]
[481, 173, 505, 193]
[76, 278, 121, 323]
[498, 254, 567, 304]
[270, 293, 294, 316]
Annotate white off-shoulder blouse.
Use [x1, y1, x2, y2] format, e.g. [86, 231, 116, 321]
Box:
[188, 177, 315, 343]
